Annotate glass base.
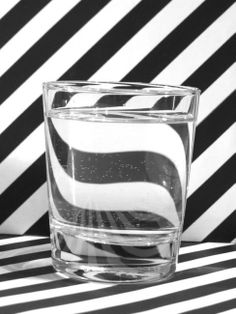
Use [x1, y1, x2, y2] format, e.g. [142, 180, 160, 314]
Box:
[52, 256, 176, 284]
[50, 220, 179, 284]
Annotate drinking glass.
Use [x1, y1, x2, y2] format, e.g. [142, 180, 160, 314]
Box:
[42, 81, 200, 284]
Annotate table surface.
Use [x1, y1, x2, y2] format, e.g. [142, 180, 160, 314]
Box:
[0, 235, 235, 314]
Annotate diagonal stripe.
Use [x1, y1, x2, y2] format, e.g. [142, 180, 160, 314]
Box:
[0, 0, 141, 135]
[89, 0, 205, 81]
[193, 92, 235, 160]
[0, 0, 21, 20]
[0, 183, 48, 234]
[6, 269, 234, 314]
[184, 155, 235, 230]
[202, 207, 236, 243]
[0, 244, 50, 260]
[0, 0, 50, 49]
[25, 212, 50, 237]
[0, 266, 54, 282]
[0, 238, 49, 252]
[151, 2, 236, 85]
[0, 125, 45, 195]
[182, 299, 236, 314]
[137, 289, 236, 314]
[0, 0, 111, 106]
[0, 0, 82, 77]
[0, 236, 46, 246]
[188, 124, 236, 196]
[183, 36, 235, 92]
[62, 0, 171, 81]
[197, 64, 236, 125]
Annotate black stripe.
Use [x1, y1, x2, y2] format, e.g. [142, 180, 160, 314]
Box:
[0, 251, 50, 266]
[61, 0, 171, 80]
[0, 0, 111, 105]
[0, 154, 46, 224]
[183, 36, 236, 92]
[123, 0, 235, 82]
[0, 98, 43, 163]
[193, 92, 235, 161]
[179, 245, 235, 263]
[0, 238, 49, 252]
[184, 155, 236, 230]
[85, 279, 236, 314]
[0, 279, 80, 298]
[182, 299, 236, 314]
[204, 211, 236, 243]
[0, 266, 54, 282]
[0, 0, 50, 49]
[25, 212, 50, 236]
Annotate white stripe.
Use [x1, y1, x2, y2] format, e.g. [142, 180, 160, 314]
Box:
[0, 282, 112, 308]
[152, 3, 236, 85]
[0, 258, 51, 275]
[0, 183, 48, 234]
[177, 251, 236, 271]
[0, 235, 46, 246]
[139, 289, 236, 314]
[19, 268, 236, 314]
[0, 0, 20, 19]
[0, 124, 44, 195]
[0, 0, 82, 77]
[197, 64, 236, 125]
[188, 124, 236, 196]
[0, 0, 142, 135]
[0, 243, 50, 260]
[0, 273, 60, 292]
[179, 242, 231, 255]
[182, 185, 236, 242]
[90, 0, 205, 81]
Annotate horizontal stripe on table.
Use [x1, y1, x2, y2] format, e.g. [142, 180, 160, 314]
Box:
[0, 0, 110, 105]
[4, 268, 234, 314]
[0, 0, 50, 49]
[87, 279, 236, 314]
[123, 0, 234, 82]
[0, 244, 50, 260]
[184, 156, 235, 229]
[0, 266, 54, 282]
[0, 258, 51, 276]
[0, 238, 49, 252]
[179, 245, 236, 263]
[0, 251, 51, 267]
[182, 299, 236, 314]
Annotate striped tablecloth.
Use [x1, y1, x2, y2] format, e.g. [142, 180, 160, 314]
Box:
[0, 235, 235, 314]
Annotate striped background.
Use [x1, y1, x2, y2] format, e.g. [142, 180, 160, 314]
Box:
[0, 0, 235, 242]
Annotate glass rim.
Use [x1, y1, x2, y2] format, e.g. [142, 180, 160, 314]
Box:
[43, 80, 200, 96]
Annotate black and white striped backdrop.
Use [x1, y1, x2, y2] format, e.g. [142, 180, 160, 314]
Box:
[0, 0, 235, 242]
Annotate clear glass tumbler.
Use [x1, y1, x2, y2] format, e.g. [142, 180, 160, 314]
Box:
[42, 81, 200, 284]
